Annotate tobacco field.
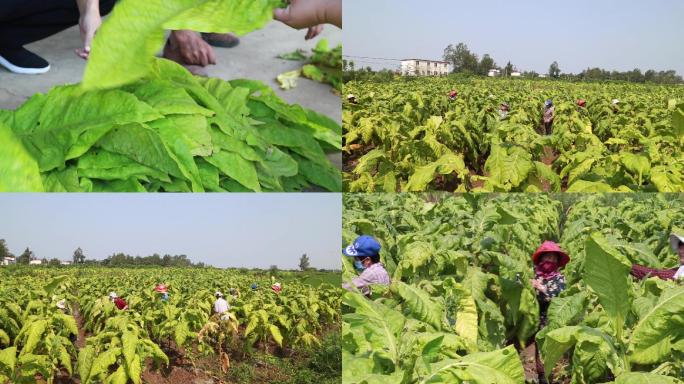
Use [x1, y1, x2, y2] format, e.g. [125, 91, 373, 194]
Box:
[342, 193, 684, 383]
[0, 268, 341, 384]
[343, 78, 684, 192]
[0, 0, 342, 192]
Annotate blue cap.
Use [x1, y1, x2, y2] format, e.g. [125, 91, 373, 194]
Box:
[545, 99, 553, 106]
[343, 235, 381, 257]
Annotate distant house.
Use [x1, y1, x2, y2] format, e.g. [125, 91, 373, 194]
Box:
[29, 259, 44, 265]
[511, 71, 522, 77]
[539, 74, 549, 78]
[400, 59, 449, 76]
[488, 69, 501, 77]
[60, 260, 73, 266]
[1, 256, 16, 266]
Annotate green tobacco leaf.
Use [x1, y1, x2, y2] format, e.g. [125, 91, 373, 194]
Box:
[0, 346, 17, 376]
[278, 49, 308, 61]
[484, 144, 533, 190]
[615, 372, 683, 384]
[0, 122, 43, 191]
[405, 153, 467, 192]
[583, 233, 632, 340]
[77, 345, 96, 383]
[628, 286, 684, 364]
[276, 70, 300, 90]
[391, 281, 445, 331]
[97, 123, 183, 179]
[418, 345, 524, 384]
[16, 85, 161, 172]
[126, 79, 213, 117]
[342, 291, 404, 364]
[205, 151, 261, 191]
[82, 0, 282, 90]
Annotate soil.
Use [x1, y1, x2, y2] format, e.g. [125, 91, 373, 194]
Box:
[540, 146, 558, 166]
[342, 144, 376, 173]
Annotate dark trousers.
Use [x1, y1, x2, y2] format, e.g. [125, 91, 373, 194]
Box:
[0, 0, 115, 50]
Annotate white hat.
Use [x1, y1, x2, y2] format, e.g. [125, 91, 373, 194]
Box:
[612, 99, 620, 105]
[109, 292, 117, 299]
[215, 291, 223, 298]
[56, 299, 66, 309]
[670, 232, 684, 252]
[347, 94, 355, 99]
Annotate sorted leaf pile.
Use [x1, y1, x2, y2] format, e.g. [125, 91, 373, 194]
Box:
[0, 59, 341, 192]
[277, 39, 342, 92]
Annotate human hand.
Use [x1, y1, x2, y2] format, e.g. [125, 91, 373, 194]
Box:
[529, 278, 546, 293]
[76, 9, 102, 59]
[170, 30, 216, 66]
[305, 25, 324, 40]
[274, 0, 341, 29]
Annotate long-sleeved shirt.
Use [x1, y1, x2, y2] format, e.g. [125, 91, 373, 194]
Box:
[113, 298, 127, 310]
[342, 263, 390, 296]
[535, 274, 566, 303]
[631, 264, 679, 280]
[543, 106, 555, 123]
[214, 298, 230, 314]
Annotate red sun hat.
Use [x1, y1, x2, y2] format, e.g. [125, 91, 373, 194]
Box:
[532, 241, 570, 267]
[154, 284, 168, 293]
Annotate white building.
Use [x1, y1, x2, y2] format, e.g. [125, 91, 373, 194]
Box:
[488, 69, 501, 77]
[400, 59, 449, 76]
[60, 260, 73, 266]
[511, 71, 522, 77]
[29, 259, 44, 265]
[1, 256, 16, 266]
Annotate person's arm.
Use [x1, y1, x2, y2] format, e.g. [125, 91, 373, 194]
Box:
[75, 0, 102, 59]
[631, 264, 676, 280]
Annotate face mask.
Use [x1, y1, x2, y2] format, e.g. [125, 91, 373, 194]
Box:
[538, 260, 558, 274]
[354, 259, 366, 271]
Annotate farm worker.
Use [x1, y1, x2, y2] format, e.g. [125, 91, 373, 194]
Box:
[56, 299, 69, 313]
[56, 299, 78, 342]
[448, 90, 458, 101]
[251, 282, 258, 291]
[164, 0, 341, 74]
[0, 0, 115, 74]
[271, 282, 282, 294]
[109, 292, 128, 310]
[576, 99, 586, 108]
[214, 291, 231, 320]
[229, 288, 240, 298]
[154, 284, 169, 302]
[542, 100, 555, 135]
[631, 230, 684, 280]
[342, 235, 390, 296]
[611, 99, 620, 113]
[529, 241, 569, 383]
[347, 94, 358, 104]
[499, 102, 510, 119]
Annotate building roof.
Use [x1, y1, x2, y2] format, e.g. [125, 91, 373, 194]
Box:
[401, 59, 449, 64]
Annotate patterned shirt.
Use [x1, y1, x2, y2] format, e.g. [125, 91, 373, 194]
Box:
[543, 106, 555, 123]
[535, 274, 565, 303]
[343, 263, 391, 296]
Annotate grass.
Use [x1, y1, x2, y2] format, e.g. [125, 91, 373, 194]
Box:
[224, 330, 341, 384]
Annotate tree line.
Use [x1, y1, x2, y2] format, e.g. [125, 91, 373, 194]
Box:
[341, 42, 683, 85]
[0, 240, 333, 271]
[442, 42, 683, 84]
[0, 239, 203, 267]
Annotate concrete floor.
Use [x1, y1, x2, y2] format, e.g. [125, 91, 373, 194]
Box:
[0, 20, 342, 167]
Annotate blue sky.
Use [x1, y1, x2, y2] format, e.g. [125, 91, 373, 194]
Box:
[343, 0, 684, 75]
[0, 194, 341, 269]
